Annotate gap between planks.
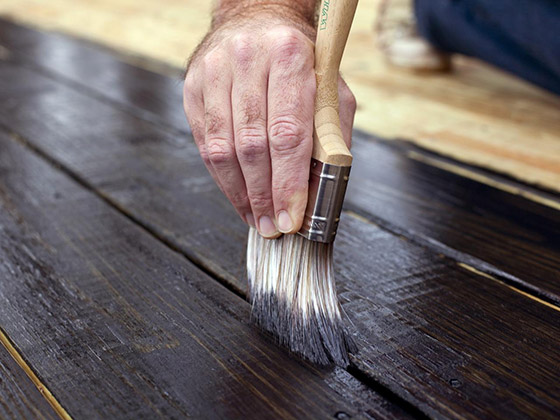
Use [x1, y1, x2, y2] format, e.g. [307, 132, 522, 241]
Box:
[345, 208, 560, 310]
[0, 327, 72, 420]
[458, 263, 560, 313]
[407, 150, 560, 211]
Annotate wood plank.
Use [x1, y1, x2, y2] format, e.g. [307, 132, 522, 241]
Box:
[0, 133, 410, 419]
[337, 214, 560, 419]
[0, 17, 185, 132]
[1, 56, 559, 418]
[1, 22, 559, 303]
[345, 136, 560, 303]
[0, 335, 59, 420]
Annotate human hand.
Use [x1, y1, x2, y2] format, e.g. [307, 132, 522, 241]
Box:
[184, 10, 356, 238]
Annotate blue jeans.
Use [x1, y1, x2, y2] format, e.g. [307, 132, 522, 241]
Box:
[415, 0, 560, 95]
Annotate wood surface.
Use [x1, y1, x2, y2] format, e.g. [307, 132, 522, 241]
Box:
[0, 338, 59, 420]
[1, 0, 559, 190]
[0, 29, 559, 418]
[2, 19, 558, 303]
[0, 131, 410, 419]
[345, 136, 560, 303]
[0, 18, 186, 131]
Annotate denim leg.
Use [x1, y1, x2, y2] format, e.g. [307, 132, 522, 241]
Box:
[414, 0, 560, 95]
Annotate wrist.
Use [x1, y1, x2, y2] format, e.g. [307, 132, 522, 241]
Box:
[211, 2, 317, 40]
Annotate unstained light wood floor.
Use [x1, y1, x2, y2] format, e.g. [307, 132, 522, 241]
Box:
[0, 0, 559, 191]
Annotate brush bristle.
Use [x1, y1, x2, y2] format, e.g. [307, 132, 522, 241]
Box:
[247, 227, 356, 366]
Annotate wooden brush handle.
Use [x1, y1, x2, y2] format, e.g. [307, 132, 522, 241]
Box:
[313, 0, 358, 166]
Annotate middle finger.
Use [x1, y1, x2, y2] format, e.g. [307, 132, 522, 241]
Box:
[231, 42, 278, 238]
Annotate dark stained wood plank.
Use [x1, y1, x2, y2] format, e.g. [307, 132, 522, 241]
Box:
[0, 18, 186, 133]
[0, 59, 245, 292]
[0, 58, 559, 419]
[2, 19, 558, 303]
[335, 215, 560, 419]
[345, 137, 560, 303]
[0, 133, 410, 419]
[0, 335, 59, 420]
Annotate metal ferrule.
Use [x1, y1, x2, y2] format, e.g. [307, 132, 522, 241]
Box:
[298, 159, 351, 243]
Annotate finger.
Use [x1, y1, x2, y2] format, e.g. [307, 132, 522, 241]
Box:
[231, 34, 278, 238]
[201, 50, 254, 226]
[267, 28, 315, 234]
[183, 71, 222, 190]
[338, 75, 357, 149]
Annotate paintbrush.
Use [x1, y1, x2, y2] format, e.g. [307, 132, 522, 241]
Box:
[247, 0, 358, 366]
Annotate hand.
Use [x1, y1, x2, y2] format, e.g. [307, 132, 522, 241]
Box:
[184, 11, 356, 238]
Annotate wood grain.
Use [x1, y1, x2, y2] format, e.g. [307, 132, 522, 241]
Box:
[345, 136, 560, 302]
[0, 18, 186, 131]
[1, 22, 558, 303]
[335, 214, 560, 419]
[0, 51, 559, 417]
[0, 337, 59, 420]
[0, 131, 410, 419]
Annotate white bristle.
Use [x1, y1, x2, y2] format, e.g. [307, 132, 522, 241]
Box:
[247, 227, 355, 366]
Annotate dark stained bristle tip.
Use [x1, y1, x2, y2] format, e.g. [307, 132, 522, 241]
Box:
[247, 228, 355, 367]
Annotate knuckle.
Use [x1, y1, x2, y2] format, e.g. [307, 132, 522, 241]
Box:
[229, 190, 249, 207]
[206, 138, 234, 166]
[202, 49, 222, 71]
[269, 27, 311, 66]
[231, 33, 254, 68]
[198, 144, 212, 167]
[249, 191, 272, 210]
[202, 52, 226, 84]
[183, 73, 197, 95]
[236, 128, 268, 162]
[273, 179, 300, 197]
[268, 118, 307, 154]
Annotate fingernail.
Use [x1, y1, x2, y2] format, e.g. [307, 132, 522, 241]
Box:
[277, 211, 293, 233]
[258, 216, 277, 237]
[245, 213, 255, 227]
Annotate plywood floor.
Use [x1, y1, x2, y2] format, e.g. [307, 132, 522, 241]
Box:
[1, 0, 559, 191]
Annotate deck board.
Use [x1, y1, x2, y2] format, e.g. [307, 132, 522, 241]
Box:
[0, 40, 559, 418]
[0, 132, 409, 419]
